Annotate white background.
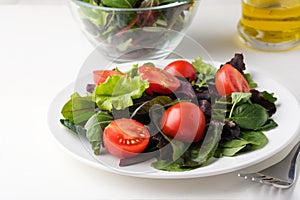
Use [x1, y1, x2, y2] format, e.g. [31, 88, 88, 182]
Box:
[0, 0, 300, 199]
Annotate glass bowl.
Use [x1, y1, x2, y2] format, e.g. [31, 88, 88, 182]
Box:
[68, 0, 201, 62]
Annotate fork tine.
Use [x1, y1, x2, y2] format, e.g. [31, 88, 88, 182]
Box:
[238, 141, 300, 188]
[238, 173, 293, 188]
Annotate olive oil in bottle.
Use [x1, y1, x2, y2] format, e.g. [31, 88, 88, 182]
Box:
[238, 0, 300, 50]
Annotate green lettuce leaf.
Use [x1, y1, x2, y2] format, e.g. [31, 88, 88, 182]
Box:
[93, 75, 149, 111]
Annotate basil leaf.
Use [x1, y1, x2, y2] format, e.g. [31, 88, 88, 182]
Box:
[231, 103, 268, 130]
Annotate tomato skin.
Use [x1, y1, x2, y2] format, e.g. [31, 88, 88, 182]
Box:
[103, 118, 150, 158]
[160, 102, 206, 143]
[93, 70, 125, 85]
[164, 60, 196, 81]
[215, 64, 250, 96]
[138, 65, 180, 95]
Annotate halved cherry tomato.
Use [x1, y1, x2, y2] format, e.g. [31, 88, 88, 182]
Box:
[215, 64, 250, 96]
[138, 65, 180, 95]
[160, 102, 206, 143]
[93, 70, 125, 85]
[164, 60, 196, 82]
[103, 118, 150, 158]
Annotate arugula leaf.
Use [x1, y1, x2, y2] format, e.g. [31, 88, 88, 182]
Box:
[93, 75, 149, 111]
[121, 63, 139, 78]
[192, 56, 217, 87]
[61, 92, 96, 124]
[261, 91, 277, 103]
[151, 134, 187, 171]
[244, 73, 258, 89]
[184, 121, 224, 167]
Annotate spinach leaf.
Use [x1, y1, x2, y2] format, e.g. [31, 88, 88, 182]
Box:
[229, 92, 252, 118]
[102, 0, 140, 8]
[239, 131, 268, 150]
[231, 103, 268, 130]
[255, 119, 278, 131]
[84, 112, 113, 155]
[60, 119, 86, 135]
[216, 131, 268, 157]
[61, 92, 96, 124]
[231, 92, 252, 105]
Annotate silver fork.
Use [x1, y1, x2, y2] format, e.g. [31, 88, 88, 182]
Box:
[238, 141, 300, 189]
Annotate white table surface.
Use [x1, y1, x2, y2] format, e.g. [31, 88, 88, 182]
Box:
[1, 0, 300, 199]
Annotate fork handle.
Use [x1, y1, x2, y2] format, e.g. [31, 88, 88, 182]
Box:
[288, 141, 300, 181]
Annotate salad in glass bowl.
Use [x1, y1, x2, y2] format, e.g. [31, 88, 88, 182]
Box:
[68, 0, 201, 62]
[59, 53, 278, 172]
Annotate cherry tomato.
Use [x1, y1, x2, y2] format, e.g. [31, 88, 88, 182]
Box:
[160, 102, 206, 143]
[103, 118, 150, 158]
[93, 70, 125, 85]
[138, 65, 180, 95]
[215, 64, 250, 96]
[164, 60, 196, 81]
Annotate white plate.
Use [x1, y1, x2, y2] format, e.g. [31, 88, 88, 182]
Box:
[48, 62, 300, 179]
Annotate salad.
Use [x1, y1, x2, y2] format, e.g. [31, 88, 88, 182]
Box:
[60, 54, 278, 172]
[72, 0, 197, 59]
